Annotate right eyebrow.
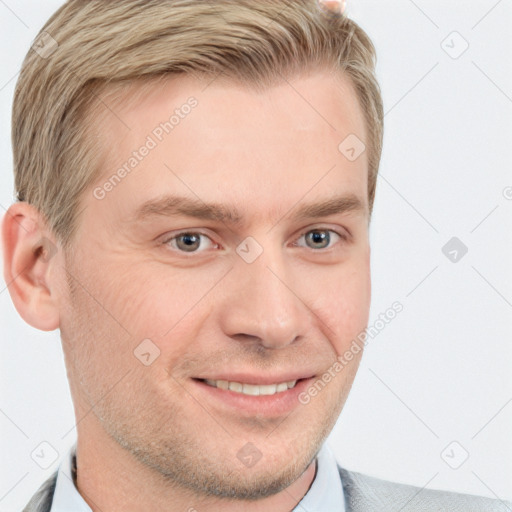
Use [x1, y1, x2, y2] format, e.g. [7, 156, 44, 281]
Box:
[134, 194, 244, 225]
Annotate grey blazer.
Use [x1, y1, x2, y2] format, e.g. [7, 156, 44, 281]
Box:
[23, 465, 512, 511]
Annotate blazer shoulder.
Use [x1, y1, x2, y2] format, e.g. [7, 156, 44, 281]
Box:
[338, 465, 512, 512]
[22, 471, 58, 512]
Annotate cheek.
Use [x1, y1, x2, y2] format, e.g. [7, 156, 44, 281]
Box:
[311, 259, 371, 354]
[79, 258, 223, 371]
[77, 257, 183, 336]
[110, 263, 220, 337]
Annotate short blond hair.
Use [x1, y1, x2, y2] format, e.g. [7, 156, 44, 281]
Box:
[12, 0, 383, 246]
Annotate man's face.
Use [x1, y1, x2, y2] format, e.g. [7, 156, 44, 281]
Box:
[57, 70, 371, 498]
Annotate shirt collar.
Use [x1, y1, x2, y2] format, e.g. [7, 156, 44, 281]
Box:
[292, 442, 346, 512]
[50, 442, 91, 511]
[51, 441, 344, 512]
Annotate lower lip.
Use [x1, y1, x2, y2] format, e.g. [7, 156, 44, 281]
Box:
[192, 378, 314, 417]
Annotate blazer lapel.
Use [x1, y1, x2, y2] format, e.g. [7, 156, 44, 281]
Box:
[22, 472, 58, 512]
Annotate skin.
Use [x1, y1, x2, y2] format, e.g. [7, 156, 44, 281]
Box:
[3, 69, 371, 511]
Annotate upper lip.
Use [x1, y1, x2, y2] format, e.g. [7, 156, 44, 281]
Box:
[193, 372, 315, 386]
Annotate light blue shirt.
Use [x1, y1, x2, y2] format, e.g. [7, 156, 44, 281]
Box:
[293, 443, 346, 512]
[50, 441, 345, 511]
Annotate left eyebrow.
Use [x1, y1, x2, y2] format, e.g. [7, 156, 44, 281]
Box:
[292, 194, 367, 221]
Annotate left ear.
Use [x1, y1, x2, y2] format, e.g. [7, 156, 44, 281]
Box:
[2, 202, 61, 331]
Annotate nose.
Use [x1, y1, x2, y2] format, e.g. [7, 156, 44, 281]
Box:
[217, 245, 310, 350]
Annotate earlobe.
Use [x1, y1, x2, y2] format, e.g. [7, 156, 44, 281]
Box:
[2, 202, 60, 331]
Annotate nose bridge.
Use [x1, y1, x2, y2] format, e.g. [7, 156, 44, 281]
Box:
[221, 241, 308, 349]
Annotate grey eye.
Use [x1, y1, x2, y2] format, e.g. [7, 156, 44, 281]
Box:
[165, 232, 215, 253]
[176, 233, 201, 252]
[305, 230, 331, 249]
[295, 229, 343, 250]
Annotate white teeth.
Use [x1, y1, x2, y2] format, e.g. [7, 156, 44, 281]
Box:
[217, 380, 229, 390]
[242, 383, 260, 396]
[228, 381, 243, 393]
[259, 384, 278, 395]
[203, 379, 298, 396]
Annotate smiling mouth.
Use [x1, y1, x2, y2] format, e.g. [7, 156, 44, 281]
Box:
[198, 378, 300, 396]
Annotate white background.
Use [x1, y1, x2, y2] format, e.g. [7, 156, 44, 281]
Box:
[1, 1, 511, 510]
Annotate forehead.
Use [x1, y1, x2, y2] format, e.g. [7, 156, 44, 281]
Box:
[86, 70, 369, 224]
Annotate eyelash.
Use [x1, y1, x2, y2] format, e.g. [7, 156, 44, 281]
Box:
[161, 228, 348, 255]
